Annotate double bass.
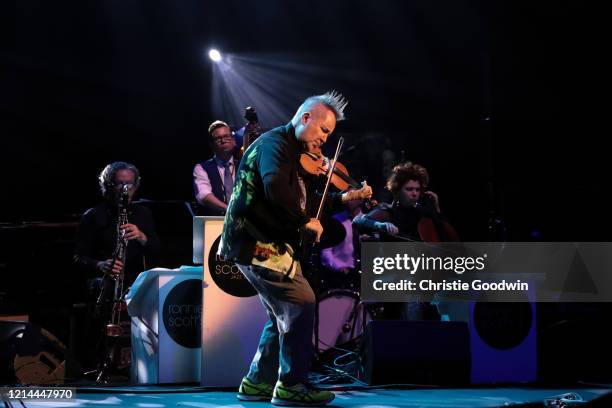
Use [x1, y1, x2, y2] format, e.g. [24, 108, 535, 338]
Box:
[236, 106, 262, 159]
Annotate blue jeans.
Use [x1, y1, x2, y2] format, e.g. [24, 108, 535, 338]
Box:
[237, 263, 315, 386]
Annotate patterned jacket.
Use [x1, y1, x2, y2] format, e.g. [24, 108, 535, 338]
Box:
[218, 123, 311, 265]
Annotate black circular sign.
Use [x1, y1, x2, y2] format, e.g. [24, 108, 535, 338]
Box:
[473, 299, 533, 350]
[208, 236, 257, 297]
[162, 279, 202, 348]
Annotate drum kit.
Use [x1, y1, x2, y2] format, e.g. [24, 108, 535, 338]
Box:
[311, 217, 384, 359]
[316, 289, 372, 353]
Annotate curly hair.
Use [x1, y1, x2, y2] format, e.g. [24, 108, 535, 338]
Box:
[385, 162, 429, 196]
[98, 161, 141, 197]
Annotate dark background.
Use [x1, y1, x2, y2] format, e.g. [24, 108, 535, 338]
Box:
[1, 0, 606, 239]
[0, 0, 608, 355]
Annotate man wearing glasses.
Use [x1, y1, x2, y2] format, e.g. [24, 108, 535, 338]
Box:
[73, 161, 160, 374]
[193, 120, 239, 215]
[75, 161, 160, 285]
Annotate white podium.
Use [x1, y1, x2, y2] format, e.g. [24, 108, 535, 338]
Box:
[126, 266, 203, 384]
[193, 216, 268, 387]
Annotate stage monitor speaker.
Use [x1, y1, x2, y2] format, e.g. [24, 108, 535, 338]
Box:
[0, 321, 65, 384]
[360, 320, 470, 386]
[437, 294, 538, 384]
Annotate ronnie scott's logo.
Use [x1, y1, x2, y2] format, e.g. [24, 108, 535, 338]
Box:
[208, 236, 257, 297]
[162, 279, 202, 348]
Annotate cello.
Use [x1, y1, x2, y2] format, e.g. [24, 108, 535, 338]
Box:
[416, 193, 460, 242]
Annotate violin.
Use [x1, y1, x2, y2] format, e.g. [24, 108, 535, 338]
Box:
[299, 150, 378, 208]
[299, 151, 356, 190]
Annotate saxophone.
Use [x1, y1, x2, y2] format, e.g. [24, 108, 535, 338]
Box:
[106, 184, 129, 337]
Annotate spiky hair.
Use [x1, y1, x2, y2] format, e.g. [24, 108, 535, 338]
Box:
[303, 90, 348, 121]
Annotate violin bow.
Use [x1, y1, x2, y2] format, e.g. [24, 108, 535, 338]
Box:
[315, 136, 344, 221]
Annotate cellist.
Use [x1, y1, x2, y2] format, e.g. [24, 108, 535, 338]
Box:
[353, 161, 457, 242]
[353, 161, 458, 320]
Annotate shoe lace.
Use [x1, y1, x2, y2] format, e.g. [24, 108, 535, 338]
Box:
[291, 381, 319, 393]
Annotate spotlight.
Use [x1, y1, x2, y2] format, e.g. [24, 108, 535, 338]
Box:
[208, 49, 222, 62]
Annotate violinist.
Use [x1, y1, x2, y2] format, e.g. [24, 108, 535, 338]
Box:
[218, 91, 370, 406]
[353, 161, 447, 242]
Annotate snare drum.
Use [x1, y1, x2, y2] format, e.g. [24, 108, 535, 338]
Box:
[315, 289, 372, 352]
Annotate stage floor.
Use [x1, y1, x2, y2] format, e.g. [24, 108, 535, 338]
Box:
[13, 385, 612, 407]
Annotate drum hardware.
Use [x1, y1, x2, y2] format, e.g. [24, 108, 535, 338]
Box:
[314, 289, 373, 355]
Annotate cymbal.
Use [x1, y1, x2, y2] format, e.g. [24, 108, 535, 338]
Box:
[319, 216, 347, 249]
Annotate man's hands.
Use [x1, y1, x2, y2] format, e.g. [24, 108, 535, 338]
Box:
[97, 259, 124, 280]
[423, 191, 441, 213]
[375, 221, 399, 235]
[95, 223, 148, 279]
[304, 218, 324, 243]
[202, 193, 228, 214]
[341, 181, 373, 203]
[121, 223, 148, 245]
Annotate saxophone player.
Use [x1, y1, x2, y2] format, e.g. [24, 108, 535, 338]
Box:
[74, 161, 160, 285]
[73, 161, 160, 374]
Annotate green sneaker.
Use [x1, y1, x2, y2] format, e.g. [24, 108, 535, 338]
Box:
[237, 377, 274, 401]
[271, 381, 335, 406]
